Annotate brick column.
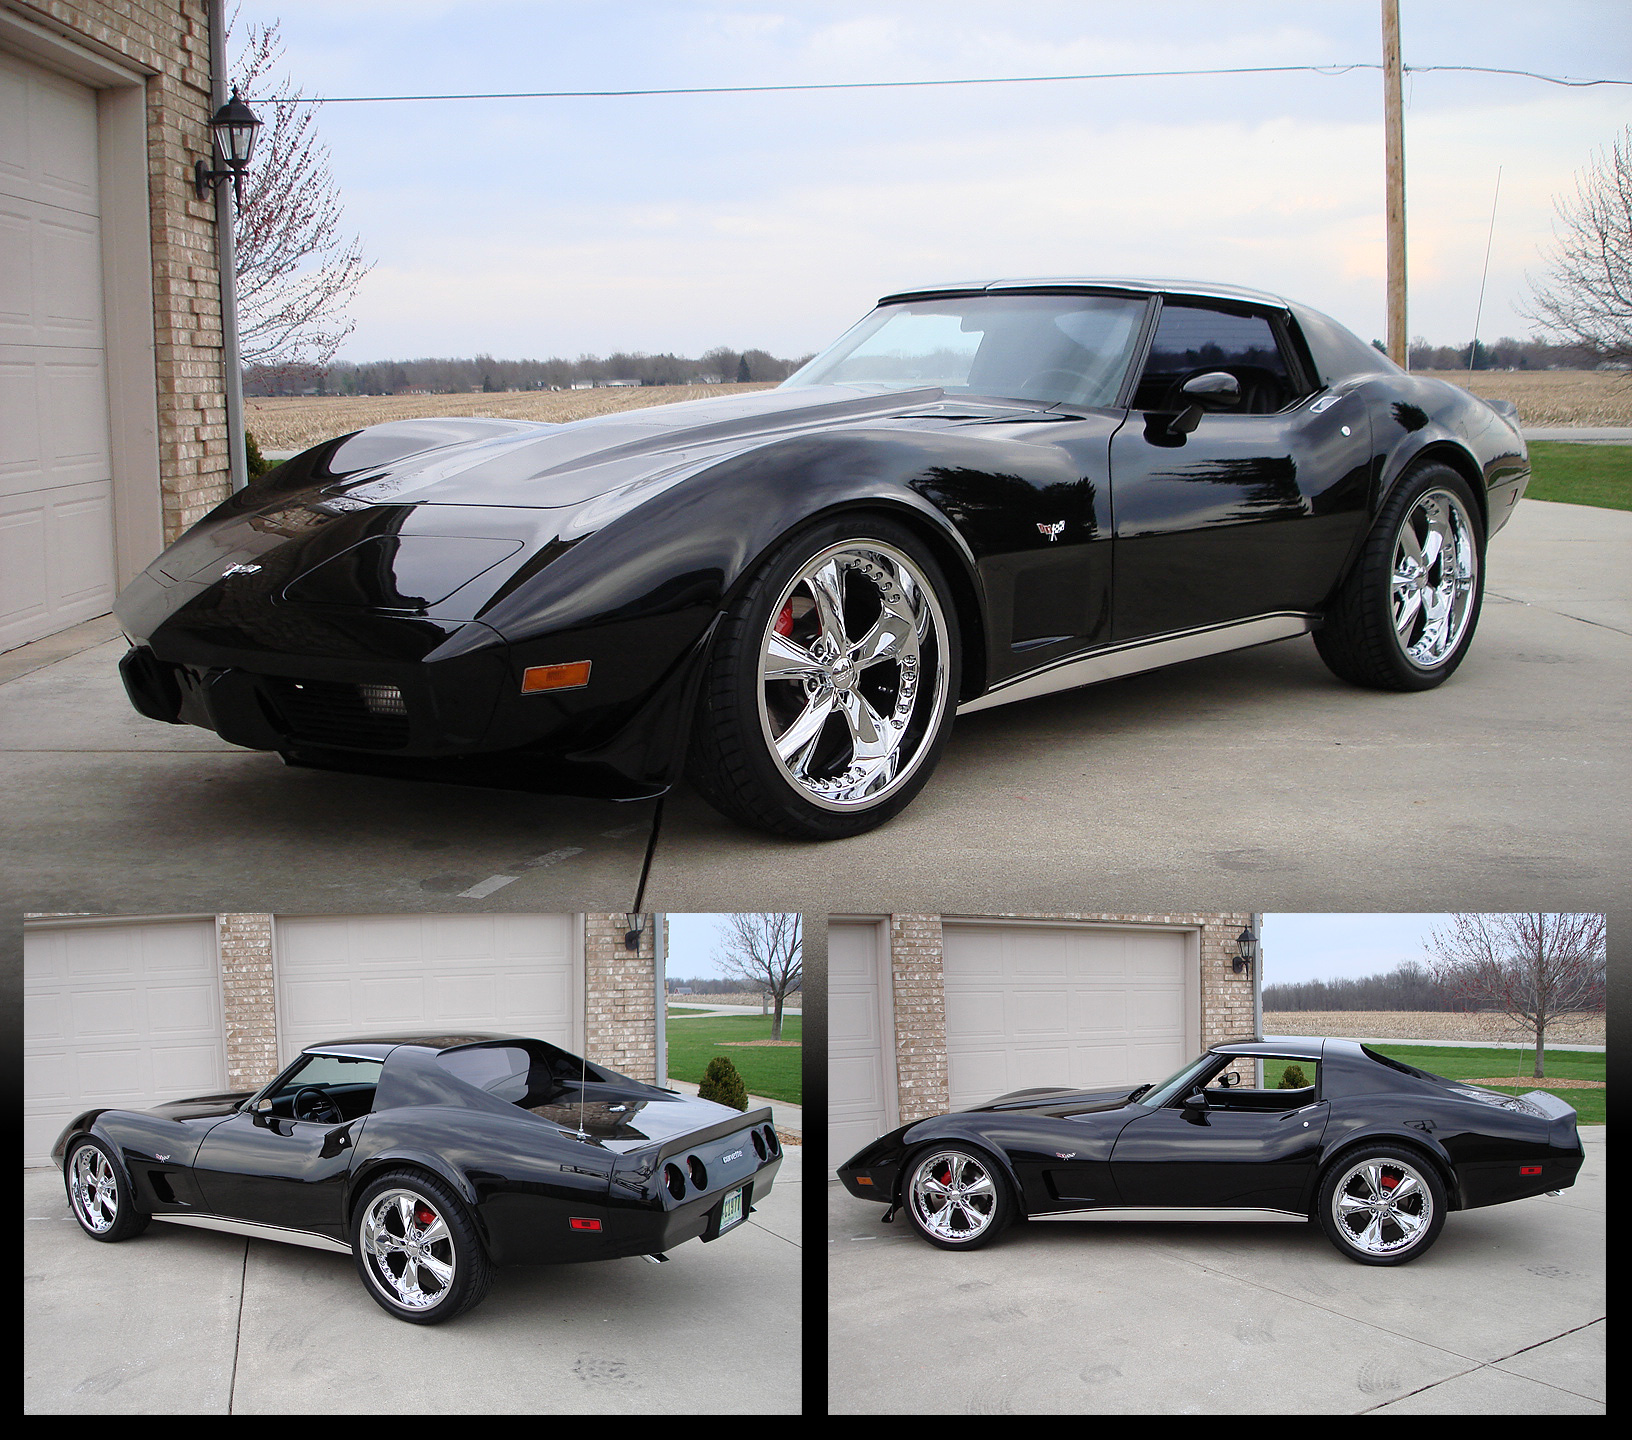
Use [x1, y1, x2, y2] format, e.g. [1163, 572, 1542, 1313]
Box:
[217, 912, 277, 1089]
[583, 913, 657, 1082]
[889, 914, 949, 1122]
[1198, 912, 1257, 1081]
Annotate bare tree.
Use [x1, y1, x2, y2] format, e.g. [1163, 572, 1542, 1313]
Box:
[1522, 127, 1632, 366]
[1425, 914, 1606, 1078]
[230, 18, 372, 375]
[712, 914, 802, 1041]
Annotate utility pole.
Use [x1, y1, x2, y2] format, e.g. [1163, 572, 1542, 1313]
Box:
[1382, 0, 1407, 368]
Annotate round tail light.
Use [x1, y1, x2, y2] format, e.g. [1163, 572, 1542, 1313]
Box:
[763, 1125, 780, 1156]
[751, 1129, 766, 1161]
[687, 1154, 708, 1190]
[663, 1163, 686, 1200]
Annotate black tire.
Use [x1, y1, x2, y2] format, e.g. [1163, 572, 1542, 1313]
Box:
[63, 1136, 150, 1242]
[899, 1143, 1016, 1251]
[351, 1169, 493, 1324]
[688, 516, 961, 839]
[1314, 463, 1485, 691]
[1316, 1144, 1448, 1266]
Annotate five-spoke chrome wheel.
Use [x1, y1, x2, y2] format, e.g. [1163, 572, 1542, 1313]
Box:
[1317, 1144, 1447, 1265]
[906, 1148, 1008, 1247]
[360, 1188, 457, 1312]
[757, 540, 951, 813]
[70, 1144, 120, 1234]
[1332, 1157, 1433, 1255]
[1390, 487, 1478, 669]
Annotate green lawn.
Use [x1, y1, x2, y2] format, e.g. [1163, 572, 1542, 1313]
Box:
[666, 1013, 802, 1105]
[1524, 441, 1632, 511]
[1365, 1043, 1605, 1125]
[666, 1006, 711, 1015]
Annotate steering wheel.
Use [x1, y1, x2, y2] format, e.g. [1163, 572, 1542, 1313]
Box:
[292, 1086, 343, 1124]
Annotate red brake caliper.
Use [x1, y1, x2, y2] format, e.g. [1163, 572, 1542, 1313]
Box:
[414, 1203, 437, 1230]
[1380, 1173, 1399, 1190]
[774, 600, 794, 638]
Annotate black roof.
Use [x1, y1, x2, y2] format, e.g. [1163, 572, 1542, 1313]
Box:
[302, 1032, 521, 1059]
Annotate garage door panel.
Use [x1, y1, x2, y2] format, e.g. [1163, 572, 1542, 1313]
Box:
[828, 921, 894, 1162]
[76, 1045, 146, 1097]
[70, 987, 141, 1038]
[943, 924, 1193, 1111]
[25, 1050, 72, 1102]
[150, 1043, 229, 1093]
[144, 982, 216, 1033]
[275, 915, 579, 1060]
[24, 989, 66, 1040]
[830, 990, 880, 1046]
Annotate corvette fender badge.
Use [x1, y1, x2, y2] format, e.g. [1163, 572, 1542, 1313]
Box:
[1037, 521, 1065, 541]
[1055, 1151, 1077, 1160]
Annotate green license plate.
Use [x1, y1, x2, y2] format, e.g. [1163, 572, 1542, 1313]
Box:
[719, 1187, 744, 1232]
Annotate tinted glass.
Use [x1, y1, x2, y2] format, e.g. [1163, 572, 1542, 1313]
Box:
[783, 294, 1149, 408]
[269, 1053, 382, 1099]
[1134, 304, 1296, 413]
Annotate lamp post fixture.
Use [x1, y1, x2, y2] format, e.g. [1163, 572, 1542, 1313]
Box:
[1233, 923, 1259, 976]
[194, 87, 261, 206]
[624, 912, 645, 952]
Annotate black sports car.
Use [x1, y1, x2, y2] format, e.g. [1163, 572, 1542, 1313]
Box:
[836, 1037, 1583, 1265]
[115, 278, 1528, 838]
[53, 1032, 782, 1323]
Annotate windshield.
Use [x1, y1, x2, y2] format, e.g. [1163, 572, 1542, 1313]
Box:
[1137, 1052, 1228, 1110]
[782, 293, 1149, 408]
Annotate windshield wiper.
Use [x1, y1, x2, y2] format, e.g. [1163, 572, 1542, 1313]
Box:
[1129, 1084, 1151, 1101]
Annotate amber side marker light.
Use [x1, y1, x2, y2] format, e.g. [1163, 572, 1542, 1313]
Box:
[855, 1175, 874, 1185]
[522, 661, 592, 693]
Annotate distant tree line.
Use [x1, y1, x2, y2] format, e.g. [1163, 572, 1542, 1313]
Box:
[244, 346, 815, 397]
[1400, 335, 1608, 371]
[1263, 960, 1459, 1012]
[667, 976, 801, 997]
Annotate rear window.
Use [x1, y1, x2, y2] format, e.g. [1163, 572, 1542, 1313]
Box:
[1361, 1045, 1441, 1081]
[434, 1040, 608, 1108]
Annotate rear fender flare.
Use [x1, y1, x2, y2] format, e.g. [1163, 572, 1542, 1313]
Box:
[1315, 1126, 1463, 1212]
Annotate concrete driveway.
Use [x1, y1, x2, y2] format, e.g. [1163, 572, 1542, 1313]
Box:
[1, 497, 1628, 917]
[24, 1146, 801, 1414]
[826, 1129, 1604, 1414]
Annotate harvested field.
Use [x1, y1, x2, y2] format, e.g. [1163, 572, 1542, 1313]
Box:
[245, 382, 778, 451]
[670, 991, 801, 1009]
[1263, 1010, 1604, 1044]
[1417, 369, 1631, 426]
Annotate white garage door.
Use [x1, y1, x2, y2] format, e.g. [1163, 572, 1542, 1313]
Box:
[24, 919, 226, 1166]
[0, 47, 116, 652]
[828, 920, 896, 1163]
[274, 914, 581, 1063]
[942, 922, 1195, 1111]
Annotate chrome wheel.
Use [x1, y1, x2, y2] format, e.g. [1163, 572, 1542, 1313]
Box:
[1331, 1156, 1434, 1256]
[360, 1188, 456, 1311]
[70, 1145, 119, 1234]
[757, 540, 950, 812]
[1390, 488, 1478, 669]
[909, 1149, 999, 1243]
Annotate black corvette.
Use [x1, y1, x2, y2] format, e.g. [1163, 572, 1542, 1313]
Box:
[53, 1032, 782, 1323]
[115, 278, 1528, 838]
[837, 1037, 1583, 1265]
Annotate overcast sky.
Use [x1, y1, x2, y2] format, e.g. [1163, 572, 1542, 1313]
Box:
[1261, 913, 1456, 986]
[235, 0, 1629, 362]
[666, 912, 735, 979]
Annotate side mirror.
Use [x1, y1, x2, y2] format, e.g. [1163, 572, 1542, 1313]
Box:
[1215, 1070, 1239, 1089]
[1181, 1089, 1209, 1112]
[1168, 371, 1243, 435]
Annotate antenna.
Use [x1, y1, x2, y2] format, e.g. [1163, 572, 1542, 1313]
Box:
[1469, 165, 1503, 372]
[575, 1040, 590, 1142]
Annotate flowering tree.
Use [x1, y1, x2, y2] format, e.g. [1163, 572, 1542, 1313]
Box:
[712, 913, 802, 1041]
[1426, 913, 1606, 1078]
[231, 19, 372, 375]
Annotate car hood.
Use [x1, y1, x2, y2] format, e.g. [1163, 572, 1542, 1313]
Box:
[258, 383, 1044, 512]
[974, 1084, 1144, 1116]
[143, 1092, 256, 1121]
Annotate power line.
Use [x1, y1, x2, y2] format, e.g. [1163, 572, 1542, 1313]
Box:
[249, 61, 1629, 105]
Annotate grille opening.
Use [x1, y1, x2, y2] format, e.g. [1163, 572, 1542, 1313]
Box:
[262, 677, 412, 751]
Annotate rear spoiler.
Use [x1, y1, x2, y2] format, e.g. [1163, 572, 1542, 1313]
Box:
[1519, 1090, 1577, 1123]
[1483, 396, 1521, 424]
[645, 1106, 775, 1165]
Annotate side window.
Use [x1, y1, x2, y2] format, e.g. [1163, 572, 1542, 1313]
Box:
[266, 1054, 383, 1117]
[1133, 304, 1301, 414]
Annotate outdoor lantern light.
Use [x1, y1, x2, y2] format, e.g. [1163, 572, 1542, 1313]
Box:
[624, 912, 645, 952]
[194, 87, 262, 204]
[1233, 923, 1259, 976]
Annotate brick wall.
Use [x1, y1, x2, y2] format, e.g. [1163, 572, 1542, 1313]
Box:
[217, 912, 277, 1089]
[583, 913, 658, 1082]
[888, 914, 950, 1122]
[886, 912, 1259, 1117]
[18, 1, 230, 537]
